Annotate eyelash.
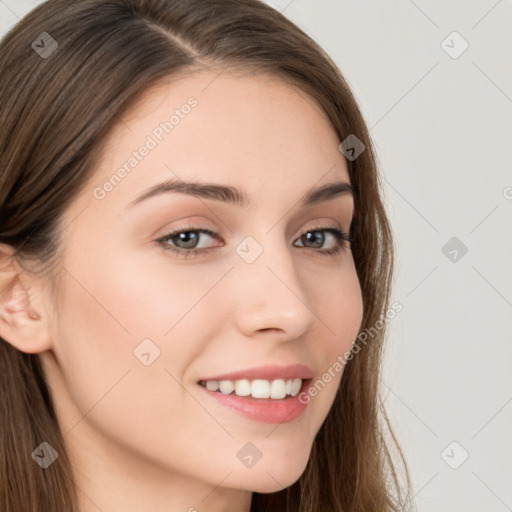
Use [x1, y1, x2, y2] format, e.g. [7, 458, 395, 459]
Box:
[155, 224, 353, 258]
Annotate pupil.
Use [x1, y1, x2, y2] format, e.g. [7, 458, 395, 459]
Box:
[174, 231, 199, 249]
[303, 231, 324, 248]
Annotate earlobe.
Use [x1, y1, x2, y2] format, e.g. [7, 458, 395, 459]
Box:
[0, 243, 52, 354]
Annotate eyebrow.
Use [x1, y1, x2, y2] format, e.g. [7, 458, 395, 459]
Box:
[126, 178, 354, 210]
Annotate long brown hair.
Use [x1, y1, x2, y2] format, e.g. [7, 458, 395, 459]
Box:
[0, 0, 415, 510]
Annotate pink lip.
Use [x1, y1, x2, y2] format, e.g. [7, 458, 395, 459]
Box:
[198, 364, 314, 382]
[198, 379, 313, 424]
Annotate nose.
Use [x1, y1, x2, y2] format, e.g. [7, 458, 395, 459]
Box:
[231, 238, 318, 342]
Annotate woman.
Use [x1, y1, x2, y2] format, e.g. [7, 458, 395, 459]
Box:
[0, 0, 414, 510]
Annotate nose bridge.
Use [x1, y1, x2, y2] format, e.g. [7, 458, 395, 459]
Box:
[231, 232, 317, 338]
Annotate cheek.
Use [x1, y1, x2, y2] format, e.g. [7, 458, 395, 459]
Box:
[51, 256, 205, 464]
[51, 265, 137, 428]
[308, 256, 363, 349]
[52, 246, 226, 415]
[94, 247, 229, 339]
[300, 258, 363, 415]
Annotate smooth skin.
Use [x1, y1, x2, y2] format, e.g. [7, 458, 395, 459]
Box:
[0, 69, 363, 512]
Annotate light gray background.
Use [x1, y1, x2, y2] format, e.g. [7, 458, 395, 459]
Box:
[1, 1, 511, 510]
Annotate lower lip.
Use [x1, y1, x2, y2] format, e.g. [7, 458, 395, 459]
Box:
[198, 380, 311, 424]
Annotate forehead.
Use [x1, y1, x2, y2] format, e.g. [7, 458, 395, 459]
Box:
[80, 69, 350, 214]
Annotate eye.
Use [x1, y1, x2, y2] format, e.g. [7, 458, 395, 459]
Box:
[155, 225, 353, 258]
[155, 227, 221, 258]
[293, 227, 352, 255]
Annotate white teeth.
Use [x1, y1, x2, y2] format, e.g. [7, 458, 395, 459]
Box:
[290, 378, 302, 397]
[206, 380, 219, 391]
[251, 379, 270, 398]
[270, 379, 286, 399]
[202, 378, 303, 399]
[234, 379, 251, 396]
[218, 380, 235, 395]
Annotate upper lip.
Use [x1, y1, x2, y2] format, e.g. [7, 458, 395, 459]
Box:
[199, 364, 314, 382]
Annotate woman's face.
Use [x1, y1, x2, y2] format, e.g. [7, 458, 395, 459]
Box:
[39, 70, 363, 507]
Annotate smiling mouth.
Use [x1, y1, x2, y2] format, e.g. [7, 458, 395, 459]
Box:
[198, 378, 307, 400]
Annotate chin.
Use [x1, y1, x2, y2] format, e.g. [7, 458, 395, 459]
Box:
[230, 452, 310, 493]
[248, 473, 302, 494]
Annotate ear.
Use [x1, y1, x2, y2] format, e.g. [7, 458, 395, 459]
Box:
[0, 243, 53, 354]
